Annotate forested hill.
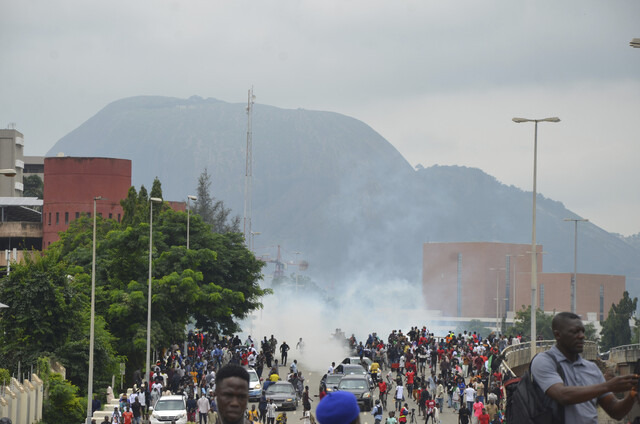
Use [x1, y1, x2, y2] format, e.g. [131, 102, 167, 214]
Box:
[47, 95, 640, 296]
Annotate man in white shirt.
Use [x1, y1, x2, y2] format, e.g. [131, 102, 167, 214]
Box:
[463, 386, 476, 411]
[197, 394, 211, 424]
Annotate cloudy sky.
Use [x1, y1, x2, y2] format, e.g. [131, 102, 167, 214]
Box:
[2, 0, 639, 236]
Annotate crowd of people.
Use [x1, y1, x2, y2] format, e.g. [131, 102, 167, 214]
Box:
[97, 326, 523, 424]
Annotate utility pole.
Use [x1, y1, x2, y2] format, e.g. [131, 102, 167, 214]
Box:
[243, 87, 255, 247]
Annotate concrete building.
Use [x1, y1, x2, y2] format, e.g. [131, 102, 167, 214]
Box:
[422, 241, 625, 324]
[0, 129, 25, 197]
[42, 157, 131, 248]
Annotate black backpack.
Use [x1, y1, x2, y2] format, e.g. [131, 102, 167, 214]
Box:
[505, 351, 566, 424]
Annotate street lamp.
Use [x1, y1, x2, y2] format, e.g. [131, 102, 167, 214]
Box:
[86, 195, 102, 424]
[0, 169, 17, 177]
[490, 267, 506, 331]
[564, 218, 588, 315]
[186, 195, 197, 249]
[506, 254, 525, 313]
[513, 116, 560, 359]
[145, 197, 163, 384]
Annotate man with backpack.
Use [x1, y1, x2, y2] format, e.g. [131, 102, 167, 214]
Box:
[527, 312, 640, 423]
[372, 399, 383, 424]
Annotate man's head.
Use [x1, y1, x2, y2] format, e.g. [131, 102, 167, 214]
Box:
[215, 364, 250, 424]
[552, 312, 585, 356]
[316, 391, 360, 424]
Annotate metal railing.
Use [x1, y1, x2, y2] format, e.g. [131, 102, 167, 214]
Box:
[501, 340, 598, 371]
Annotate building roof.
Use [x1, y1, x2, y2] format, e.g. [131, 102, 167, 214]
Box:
[0, 197, 42, 222]
[0, 197, 43, 207]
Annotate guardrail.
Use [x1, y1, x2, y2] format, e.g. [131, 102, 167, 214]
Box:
[501, 340, 598, 371]
[609, 344, 640, 364]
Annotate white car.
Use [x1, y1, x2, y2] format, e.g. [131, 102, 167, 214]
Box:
[149, 395, 188, 424]
[247, 368, 263, 401]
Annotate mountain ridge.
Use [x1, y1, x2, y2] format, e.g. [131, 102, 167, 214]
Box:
[47, 95, 640, 297]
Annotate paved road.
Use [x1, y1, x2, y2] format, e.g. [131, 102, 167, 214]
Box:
[262, 361, 461, 424]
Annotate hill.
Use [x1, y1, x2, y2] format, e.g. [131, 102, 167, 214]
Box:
[47, 95, 640, 297]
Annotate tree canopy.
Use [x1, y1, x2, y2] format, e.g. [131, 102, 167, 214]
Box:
[0, 179, 267, 390]
[600, 291, 637, 351]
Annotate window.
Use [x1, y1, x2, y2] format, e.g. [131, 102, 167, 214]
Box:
[56, 212, 59, 225]
[76, 212, 80, 219]
[48, 212, 51, 225]
[118, 213, 121, 223]
[109, 213, 112, 219]
[98, 212, 102, 218]
[87, 212, 91, 218]
[65, 212, 69, 225]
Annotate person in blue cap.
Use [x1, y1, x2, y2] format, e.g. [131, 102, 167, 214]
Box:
[316, 391, 361, 424]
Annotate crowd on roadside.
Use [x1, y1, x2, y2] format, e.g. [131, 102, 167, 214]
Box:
[98, 326, 526, 424]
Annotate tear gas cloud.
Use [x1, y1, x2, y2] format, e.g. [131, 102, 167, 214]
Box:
[239, 270, 453, 372]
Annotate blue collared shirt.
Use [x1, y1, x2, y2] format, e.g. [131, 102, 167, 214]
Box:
[531, 345, 608, 424]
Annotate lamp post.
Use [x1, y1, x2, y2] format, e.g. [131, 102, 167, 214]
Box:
[186, 195, 197, 249]
[145, 197, 163, 384]
[564, 218, 588, 315]
[506, 254, 525, 313]
[86, 195, 102, 424]
[513, 116, 560, 359]
[490, 267, 506, 331]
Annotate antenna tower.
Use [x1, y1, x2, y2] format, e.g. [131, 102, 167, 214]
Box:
[243, 87, 255, 246]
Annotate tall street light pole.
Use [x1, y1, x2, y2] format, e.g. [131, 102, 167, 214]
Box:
[564, 218, 588, 315]
[490, 267, 506, 331]
[186, 195, 197, 249]
[506, 254, 525, 313]
[146, 197, 163, 384]
[86, 195, 102, 424]
[513, 116, 560, 359]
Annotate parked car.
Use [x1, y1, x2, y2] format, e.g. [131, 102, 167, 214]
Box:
[338, 375, 373, 411]
[265, 381, 299, 410]
[319, 373, 344, 394]
[149, 395, 188, 424]
[248, 368, 263, 401]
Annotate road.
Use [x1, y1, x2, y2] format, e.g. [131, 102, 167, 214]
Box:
[262, 360, 461, 424]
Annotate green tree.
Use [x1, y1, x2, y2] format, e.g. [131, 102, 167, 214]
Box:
[23, 174, 44, 198]
[600, 291, 637, 351]
[42, 373, 85, 424]
[0, 252, 86, 369]
[194, 168, 240, 233]
[49, 205, 267, 376]
[512, 306, 555, 340]
[120, 186, 138, 226]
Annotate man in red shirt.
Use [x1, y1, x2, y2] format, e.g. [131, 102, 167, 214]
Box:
[378, 380, 388, 408]
[405, 370, 415, 400]
[121, 406, 133, 424]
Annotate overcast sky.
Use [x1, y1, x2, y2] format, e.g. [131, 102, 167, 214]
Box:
[2, 0, 639, 236]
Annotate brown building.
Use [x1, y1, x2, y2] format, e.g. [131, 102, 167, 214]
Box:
[422, 242, 624, 322]
[43, 157, 132, 248]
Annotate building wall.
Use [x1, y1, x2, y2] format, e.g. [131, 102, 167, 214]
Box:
[423, 242, 540, 318]
[422, 241, 624, 322]
[0, 129, 25, 197]
[42, 157, 131, 248]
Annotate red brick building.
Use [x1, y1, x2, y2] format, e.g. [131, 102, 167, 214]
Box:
[422, 242, 624, 321]
[43, 157, 131, 248]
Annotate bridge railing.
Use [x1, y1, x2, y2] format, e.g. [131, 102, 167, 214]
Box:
[502, 340, 598, 371]
[609, 344, 640, 364]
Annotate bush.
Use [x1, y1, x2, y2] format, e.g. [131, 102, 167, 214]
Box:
[42, 373, 85, 424]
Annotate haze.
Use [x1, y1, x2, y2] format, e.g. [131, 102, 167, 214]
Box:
[1, 0, 639, 236]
